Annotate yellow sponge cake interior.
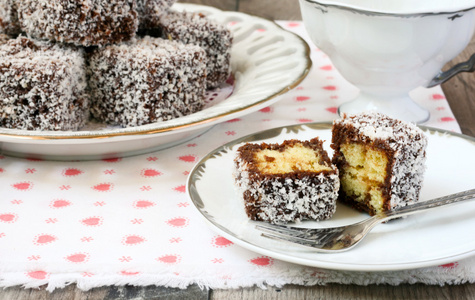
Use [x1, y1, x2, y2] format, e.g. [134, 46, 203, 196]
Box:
[340, 143, 388, 214]
[254, 143, 333, 174]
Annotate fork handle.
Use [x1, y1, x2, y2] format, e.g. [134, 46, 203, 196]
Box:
[381, 188, 475, 221]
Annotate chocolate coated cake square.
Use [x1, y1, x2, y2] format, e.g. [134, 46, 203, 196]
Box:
[234, 138, 340, 224]
[331, 112, 427, 215]
[0, 36, 88, 131]
[88, 36, 207, 127]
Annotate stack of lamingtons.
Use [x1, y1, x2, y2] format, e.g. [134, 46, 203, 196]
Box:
[0, 0, 233, 130]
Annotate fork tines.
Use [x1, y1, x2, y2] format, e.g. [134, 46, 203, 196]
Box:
[255, 222, 345, 251]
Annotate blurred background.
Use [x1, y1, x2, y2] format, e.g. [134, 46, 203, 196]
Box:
[181, 0, 302, 20]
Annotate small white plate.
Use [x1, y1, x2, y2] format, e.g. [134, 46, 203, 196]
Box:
[187, 123, 475, 271]
[0, 4, 311, 160]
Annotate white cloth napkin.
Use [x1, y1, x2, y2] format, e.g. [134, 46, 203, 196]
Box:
[0, 21, 471, 291]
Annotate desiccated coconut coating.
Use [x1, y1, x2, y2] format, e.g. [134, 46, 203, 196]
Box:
[0, 0, 21, 35]
[157, 10, 233, 89]
[136, 0, 176, 29]
[331, 112, 427, 216]
[17, 0, 138, 47]
[87, 36, 208, 128]
[234, 138, 340, 224]
[0, 36, 89, 131]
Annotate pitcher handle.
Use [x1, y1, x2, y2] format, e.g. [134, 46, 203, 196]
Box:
[427, 53, 475, 88]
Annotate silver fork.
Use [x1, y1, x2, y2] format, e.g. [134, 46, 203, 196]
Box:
[255, 188, 475, 253]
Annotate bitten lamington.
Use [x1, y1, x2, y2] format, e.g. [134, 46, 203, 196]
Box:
[17, 0, 138, 47]
[234, 138, 340, 224]
[331, 112, 427, 216]
[0, 36, 89, 131]
[88, 36, 207, 127]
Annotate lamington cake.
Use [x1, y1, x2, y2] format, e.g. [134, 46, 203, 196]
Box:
[156, 10, 233, 89]
[87, 36, 207, 127]
[17, 0, 138, 47]
[331, 112, 427, 216]
[0, 36, 89, 131]
[234, 138, 340, 224]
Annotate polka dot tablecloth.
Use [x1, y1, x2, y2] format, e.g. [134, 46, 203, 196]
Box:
[1, 22, 473, 291]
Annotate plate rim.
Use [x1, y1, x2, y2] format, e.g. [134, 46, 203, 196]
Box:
[0, 3, 312, 141]
[187, 122, 475, 271]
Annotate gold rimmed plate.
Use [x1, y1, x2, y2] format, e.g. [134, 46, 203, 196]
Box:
[187, 122, 475, 271]
[0, 4, 311, 160]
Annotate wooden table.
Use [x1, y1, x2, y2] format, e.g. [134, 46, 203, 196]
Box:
[2, 0, 475, 299]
